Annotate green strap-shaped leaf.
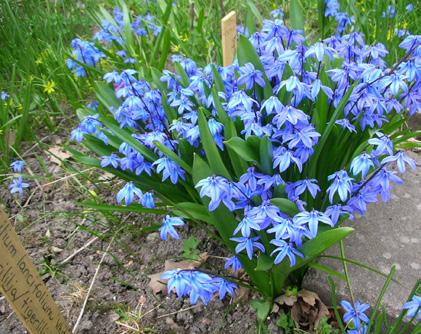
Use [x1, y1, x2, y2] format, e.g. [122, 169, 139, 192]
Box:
[289, 0, 305, 32]
[310, 82, 357, 178]
[211, 65, 225, 93]
[172, 202, 212, 223]
[308, 262, 346, 281]
[80, 201, 166, 214]
[224, 137, 259, 162]
[153, 140, 192, 175]
[255, 253, 274, 272]
[251, 299, 272, 323]
[174, 62, 190, 86]
[211, 87, 228, 124]
[259, 135, 273, 175]
[93, 81, 121, 110]
[197, 109, 232, 180]
[270, 198, 299, 217]
[158, 28, 172, 70]
[150, 0, 173, 66]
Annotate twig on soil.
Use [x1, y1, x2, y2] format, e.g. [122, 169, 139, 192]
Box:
[72, 237, 115, 334]
[41, 168, 94, 187]
[59, 236, 100, 266]
[65, 218, 87, 241]
[156, 305, 200, 319]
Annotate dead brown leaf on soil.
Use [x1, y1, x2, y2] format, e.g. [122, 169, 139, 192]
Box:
[48, 145, 71, 165]
[278, 289, 330, 330]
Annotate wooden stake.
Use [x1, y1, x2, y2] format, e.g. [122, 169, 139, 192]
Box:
[0, 208, 70, 334]
[221, 11, 237, 67]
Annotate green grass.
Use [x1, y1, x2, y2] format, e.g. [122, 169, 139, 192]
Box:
[0, 0, 109, 171]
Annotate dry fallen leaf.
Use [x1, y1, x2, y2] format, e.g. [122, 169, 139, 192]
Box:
[298, 289, 318, 306]
[281, 289, 330, 331]
[48, 146, 71, 165]
[277, 294, 298, 306]
[234, 286, 250, 301]
[148, 272, 166, 294]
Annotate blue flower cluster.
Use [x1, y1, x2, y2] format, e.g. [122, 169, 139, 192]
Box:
[1, 90, 9, 101]
[161, 269, 237, 305]
[324, 0, 354, 34]
[66, 7, 163, 76]
[71, 10, 420, 306]
[341, 295, 421, 332]
[8, 160, 29, 197]
[70, 103, 109, 143]
[66, 39, 105, 78]
[94, 7, 161, 45]
[340, 300, 370, 333]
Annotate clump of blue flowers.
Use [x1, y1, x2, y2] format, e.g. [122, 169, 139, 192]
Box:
[340, 294, 421, 333]
[69, 4, 420, 310]
[161, 269, 237, 305]
[8, 160, 29, 198]
[66, 5, 167, 79]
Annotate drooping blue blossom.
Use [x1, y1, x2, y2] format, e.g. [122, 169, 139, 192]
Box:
[270, 239, 304, 266]
[382, 151, 416, 173]
[212, 277, 237, 300]
[10, 160, 25, 173]
[116, 181, 143, 205]
[230, 236, 265, 260]
[370, 169, 403, 202]
[195, 176, 232, 211]
[267, 217, 305, 243]
[238, 63, 266, 89]
[350, 153, 374, 179]
[340, 300, 370, 330]
[153, 157, 186, 184]
[233, 215, 261, 237]
[261, 96, 283, 115]
[224, 256, 243, 272]
[325, 204, 351, 225]
[335, 119, 356, 133]
[382, 5, 395, 19]
[287, 179, 321, 199]
[159, 215, 184, 240]
[101, 154, 119, 168]
[1, 91, 9, 101]
[273, 147, 303, 173]
[368, 133, 394, 157]
[402, 295, 421, 320]
[294, 210, 333, 238]
[9, 177, 30, 197]
[327, 170, 354, 203]
[140, 192, 155, 208]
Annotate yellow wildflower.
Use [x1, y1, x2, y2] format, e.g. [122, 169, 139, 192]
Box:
[43, 81, 56, 94]
[172, 44, 180, 52]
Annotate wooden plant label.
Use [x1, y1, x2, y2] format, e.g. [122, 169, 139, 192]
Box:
[221, 11, 237, 66]
[0, 209, 70, 334]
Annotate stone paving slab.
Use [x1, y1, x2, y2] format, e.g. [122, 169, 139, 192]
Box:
[303, 152, 420, 319]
